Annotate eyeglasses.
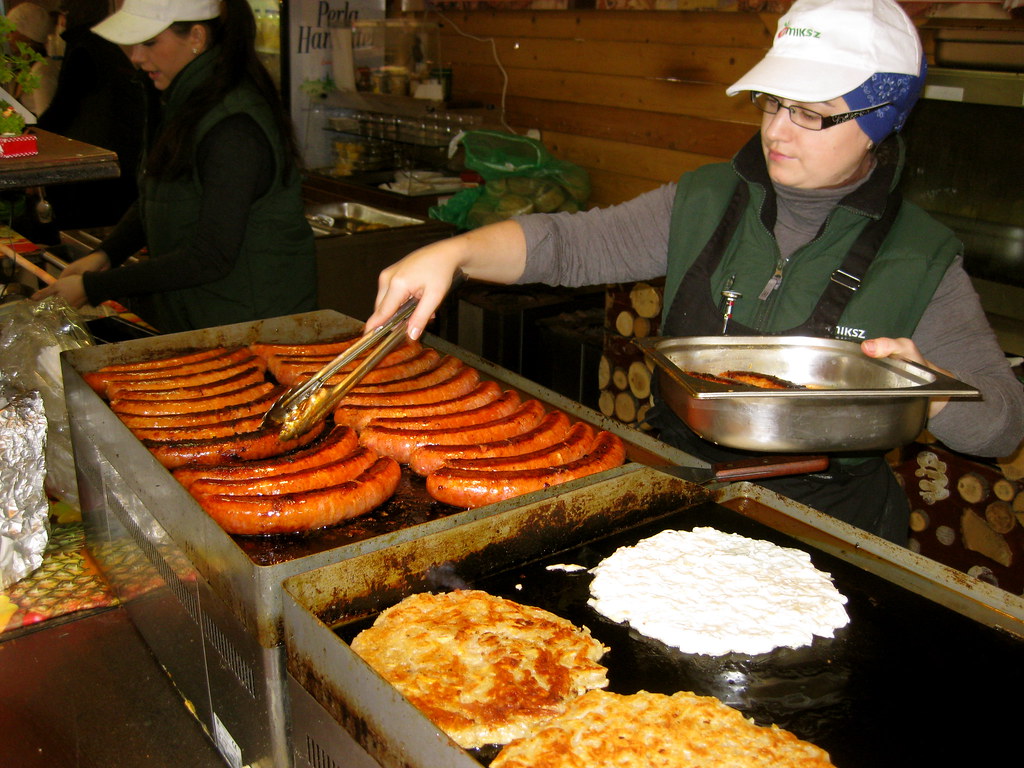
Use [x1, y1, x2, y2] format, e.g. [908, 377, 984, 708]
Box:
[750, 92, 892, 131]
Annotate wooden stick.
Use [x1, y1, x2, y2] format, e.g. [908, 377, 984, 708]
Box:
[0, 243, 54, 285]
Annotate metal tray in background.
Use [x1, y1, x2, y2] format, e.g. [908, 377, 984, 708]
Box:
[283, 469, 1023, 768]
[635, 335, 980, 453]
[305, 201, 425, 237]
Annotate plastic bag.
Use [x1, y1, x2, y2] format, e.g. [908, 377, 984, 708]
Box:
[430, 130, 590, 230]
[0, 297, 93, 510]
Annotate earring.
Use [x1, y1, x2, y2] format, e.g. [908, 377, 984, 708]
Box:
[192, 47, 199, 55]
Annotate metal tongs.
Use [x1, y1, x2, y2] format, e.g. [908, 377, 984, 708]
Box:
[262, 296, 418, 441]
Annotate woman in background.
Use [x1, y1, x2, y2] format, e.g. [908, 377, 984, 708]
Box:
[33, 0, 316, 333]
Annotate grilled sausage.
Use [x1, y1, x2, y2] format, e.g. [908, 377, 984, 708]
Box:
[336, 364, 480, 409]
[116, 387, 283, 430]
[409, 409, 573, 476]
[107, 366, 268, 403]
[198, 456, 401, 535]
[84, 347, 240, 393]
[110, 381, 276, 417]
[441, 422, 596, 472]
[104, 355, 267, 400]
[188, 445, 377, 499]
[265, 343, 428, 385]
[359, 398, 544, 464]
[146, 421, 326, 470]
[128, 413, 271, 443]
[364, 389, 520, 432]
[348, 355, 465, 395]
[85, 347, 227, 378]
[249, 337, 362, 359]
[426, 431, 627, 508]
[172, 426, 359, 489]
[333, 380, 503, 432]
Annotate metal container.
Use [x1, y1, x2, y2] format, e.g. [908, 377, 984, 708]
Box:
[62, 310, 689, 768]
[635, 335, 980, 452]
[282, 469, 1023, 768]
[304, 201, 425, 237]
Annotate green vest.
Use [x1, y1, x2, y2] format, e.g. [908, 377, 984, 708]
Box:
[663, 136, 960, 341]
[138, 49, 315, 333]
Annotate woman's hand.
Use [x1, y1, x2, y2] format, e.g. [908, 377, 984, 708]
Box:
[861, 337, 952, 416]
[31, 251, 111, 308]
[366, 220, 528, 341]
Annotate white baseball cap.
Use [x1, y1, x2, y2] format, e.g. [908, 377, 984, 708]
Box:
[726, 0, 923, 103]
[92, 0, 222, 46]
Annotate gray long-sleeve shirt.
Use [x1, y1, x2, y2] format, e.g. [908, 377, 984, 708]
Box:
[516, 182, 1024, 458]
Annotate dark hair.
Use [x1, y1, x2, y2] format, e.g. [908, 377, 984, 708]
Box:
[145, 0, 300, 180]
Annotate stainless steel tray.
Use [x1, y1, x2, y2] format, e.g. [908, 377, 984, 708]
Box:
[635, 335, 980, 452]
[305, 201, 425, 237]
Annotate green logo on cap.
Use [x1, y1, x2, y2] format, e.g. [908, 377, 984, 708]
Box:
[778, 24, 822, 39]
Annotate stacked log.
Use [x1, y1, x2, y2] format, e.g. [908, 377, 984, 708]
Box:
[598, 280, 664, 430]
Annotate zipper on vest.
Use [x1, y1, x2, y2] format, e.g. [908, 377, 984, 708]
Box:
[752, 256, 786, 329]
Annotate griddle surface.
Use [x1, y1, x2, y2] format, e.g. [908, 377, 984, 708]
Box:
[338, 500, 1023, 767]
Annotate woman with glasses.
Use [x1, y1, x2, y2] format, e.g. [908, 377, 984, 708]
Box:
[366, 0, 1024, 544]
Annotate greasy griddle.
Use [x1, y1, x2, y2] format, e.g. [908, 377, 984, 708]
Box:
[326, 495, 1023, 768]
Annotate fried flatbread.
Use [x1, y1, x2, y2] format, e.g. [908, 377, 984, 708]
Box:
[491, 689, 836, 768]
[350, 589, 609, 749]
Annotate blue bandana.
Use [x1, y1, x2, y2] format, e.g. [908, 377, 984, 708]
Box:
[842, 55, 927, 144]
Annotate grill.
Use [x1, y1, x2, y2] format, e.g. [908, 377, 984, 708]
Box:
[62, 310, 690, 768]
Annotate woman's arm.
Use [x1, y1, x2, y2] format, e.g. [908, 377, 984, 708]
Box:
[367, 183, 677, 339]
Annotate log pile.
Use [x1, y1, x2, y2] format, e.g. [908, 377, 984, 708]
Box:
[598, 280, 664, 430]
[894, 444, 1024, 593]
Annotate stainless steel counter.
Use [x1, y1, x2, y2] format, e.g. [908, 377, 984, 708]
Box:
[0, 608, 225, 768]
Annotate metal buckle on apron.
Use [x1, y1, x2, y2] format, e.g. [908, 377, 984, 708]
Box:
[830, 269, 862, 292]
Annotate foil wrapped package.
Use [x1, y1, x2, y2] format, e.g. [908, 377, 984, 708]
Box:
[0, 391, 49, 590]
[0, 298, 92, 508]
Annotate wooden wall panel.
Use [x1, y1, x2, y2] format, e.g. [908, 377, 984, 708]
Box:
[425, 9, 774, 208]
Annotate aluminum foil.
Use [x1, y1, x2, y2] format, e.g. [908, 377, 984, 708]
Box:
[0, 390, 49, 591]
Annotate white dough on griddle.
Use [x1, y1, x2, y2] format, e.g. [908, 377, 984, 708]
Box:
[588, 527, 849, 656]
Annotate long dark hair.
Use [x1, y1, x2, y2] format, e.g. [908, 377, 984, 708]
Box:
[145, 0, 300, 180]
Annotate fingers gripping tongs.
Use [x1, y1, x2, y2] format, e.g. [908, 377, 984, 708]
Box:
[262, 297, 418, 441]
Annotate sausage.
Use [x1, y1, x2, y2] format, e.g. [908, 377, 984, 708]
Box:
[86, 347, 227, 378]
[116, 386, 283, 430]
[129, 413, 269, 443]
[85, 348, 250, 394]
[409, 409, 573, 476]
[271, 347, 441, 388]
[104, 354, 267, 400]
[336, 364, 480, 409]
[349, 355, 466, 395]
[198, 456, 401, 535]
[266, 343, 427, 385]
[366, 389, 521, 432]
[360, 398, 544, 464]
[425, 431, 627, 508]
[249, 337, 362, 359]
[333, 380, 503, 431]
[189, 445, 377, 499]
[172, 425, 358, 489]
[441, 421, 596, 472]
[147, 420, 326, 470]
[111, 381, 275, 417]
[107, 366, 268, 403]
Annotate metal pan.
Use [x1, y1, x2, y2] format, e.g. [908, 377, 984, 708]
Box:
[635, 335, 981, 452]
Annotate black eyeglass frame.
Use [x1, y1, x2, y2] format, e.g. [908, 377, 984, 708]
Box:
[750, 92, 892, 131]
